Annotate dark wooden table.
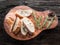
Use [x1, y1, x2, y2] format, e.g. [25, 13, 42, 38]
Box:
[0, 0, 60, 45]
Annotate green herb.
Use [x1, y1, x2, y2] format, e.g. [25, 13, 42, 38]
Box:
[37, 16, 42, 28]
[32, 11, 42, 29]
[47, 16, 55, 29]
[32, 11, 37, 21]
[40, 16, 48, 29]
[38, 16, 42, 23]
[32, 11, 56, 29]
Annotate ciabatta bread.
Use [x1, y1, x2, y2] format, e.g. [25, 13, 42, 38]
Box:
[16, 9, 33, 18]
[21, 17, 35, 33]
[21, 22, 28, 36]
[12, 17, 21, 34]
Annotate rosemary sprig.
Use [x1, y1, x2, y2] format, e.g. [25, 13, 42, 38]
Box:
[40, 16, 48, 29]
[38, 16, 42, 23]
[32, 11, 37, 21]
[32, 11, 42, 28]
[32, 11, 38, 27]
[37, 16, 42, 28]
[32, 11, 56, 29]
[46, 15, 55, 29]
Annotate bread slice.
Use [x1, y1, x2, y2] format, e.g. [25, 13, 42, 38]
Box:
[21, 22, 28, 36]
[21, 17, 35, 33]
[5, 17, 14, 32]
[12, 17, 21, 34]
[15, 9, 33, 18]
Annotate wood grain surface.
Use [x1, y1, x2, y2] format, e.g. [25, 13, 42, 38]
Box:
[0, 0, 60, 45]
